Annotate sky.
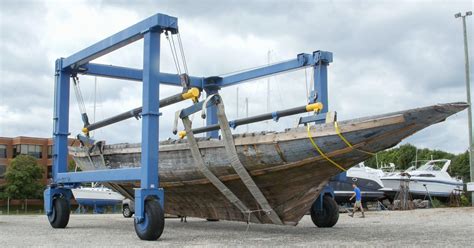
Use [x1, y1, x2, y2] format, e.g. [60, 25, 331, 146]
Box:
[0, 0, 472, 154]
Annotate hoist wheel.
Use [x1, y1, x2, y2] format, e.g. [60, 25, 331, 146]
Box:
[134, 199, 165, 240]
[310, 195, 339, 228]
[48, 196, 70, 228]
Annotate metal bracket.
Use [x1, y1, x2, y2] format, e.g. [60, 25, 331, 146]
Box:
[271, 112, 280, 122]
[314, 184, 336, 213]
[298, 113, 326, 125]
[180, 73, 190, 90]
[308, 90, 318, 104]
[76, 134, 95, 147]
[43, 186, 74, 216]
[297, 53, 307, 66]
[203, 76, 222, 92]
[229, 120, 237, 129]
[172, 110, 181, 135]
[134, 188, 164, 223]
[299, 111, 337, 125]
[179, 95, 220, 119]
[312, 50, 333, 65]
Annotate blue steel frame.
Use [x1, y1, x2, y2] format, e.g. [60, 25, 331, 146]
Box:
[46, 12, 333, 226]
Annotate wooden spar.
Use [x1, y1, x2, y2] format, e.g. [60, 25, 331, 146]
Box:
[69, 102, 467, 225]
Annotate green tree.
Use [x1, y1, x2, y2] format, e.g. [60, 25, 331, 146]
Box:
[4, 155, 44, 199]
[0, 185, 7, 199]
[451, 151, 470, 182]
[394, 144, 417, 170]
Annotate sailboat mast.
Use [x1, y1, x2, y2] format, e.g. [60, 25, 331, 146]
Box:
[266, 50, 271, 130]
[94, 77, 97, 124]
[246, 97, 249, 133]
[236, 87, 239, 118]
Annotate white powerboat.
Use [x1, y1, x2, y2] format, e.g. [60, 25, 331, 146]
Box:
[329, 163, 386, 204]
[72, 185, 125, 207]
[380, 159, 463, 199]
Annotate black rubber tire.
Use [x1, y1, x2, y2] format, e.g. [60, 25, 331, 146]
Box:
[134, 199, 165, 240]
[310, 195, 339, 228]
[123, 205, 133, 218]
[48, 196, 70, 228]
[206, 218, 219, 222]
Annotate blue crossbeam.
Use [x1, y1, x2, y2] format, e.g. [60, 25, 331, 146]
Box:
[55, 168, 141, 183]
[82, 63, 203, 87]
[62, 13, 178, 69]
[218, 52, 332, 87]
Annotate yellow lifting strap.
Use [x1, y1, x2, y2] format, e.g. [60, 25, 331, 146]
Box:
[334, 121, 376, 156]
[306, 125, 347, 172]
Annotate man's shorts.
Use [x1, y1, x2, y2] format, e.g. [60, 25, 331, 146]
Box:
[355, 200, 362, 207]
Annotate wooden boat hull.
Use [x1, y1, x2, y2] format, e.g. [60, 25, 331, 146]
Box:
[69, 102, 467, 225]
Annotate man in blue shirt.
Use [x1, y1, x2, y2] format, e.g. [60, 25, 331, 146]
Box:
[349, 183, 365, 218]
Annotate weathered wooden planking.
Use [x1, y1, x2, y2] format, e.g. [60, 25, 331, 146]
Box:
[70, 102, 467, 225]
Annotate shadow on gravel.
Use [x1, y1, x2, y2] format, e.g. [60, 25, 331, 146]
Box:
[164, 219, 341, 236]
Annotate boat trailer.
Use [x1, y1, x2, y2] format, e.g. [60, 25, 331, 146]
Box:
[45, 12, 341, 240]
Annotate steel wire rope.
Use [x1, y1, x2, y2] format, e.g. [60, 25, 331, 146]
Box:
[170, 34, 184, 74]
[72, 76, 88, 118]
[166, 31, 182, 75]
[176, 33, 189, 75]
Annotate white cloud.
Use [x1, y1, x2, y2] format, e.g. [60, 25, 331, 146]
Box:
[0, 0, 472, 154]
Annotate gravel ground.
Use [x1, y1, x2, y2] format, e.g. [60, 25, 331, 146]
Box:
[0, 207, 472, 247]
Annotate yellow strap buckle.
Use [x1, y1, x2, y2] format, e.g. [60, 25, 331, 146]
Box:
[178, 131, 187, 139]
[305, 102, 324, 112]
[182, 88, 200, 103]
[82, 127, 89, 135]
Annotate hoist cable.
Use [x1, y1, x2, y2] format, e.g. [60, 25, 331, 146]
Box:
[72, 75, 91, 129]
[168, 34, 181, 75]
[304, 68, 310, 116]
[177, 33, 189, 75]
[166, 32, 181, 75]
[72, 76, 87, 115]
[170, 34, 183, 74]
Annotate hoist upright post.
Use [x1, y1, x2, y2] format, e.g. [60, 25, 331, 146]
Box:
[134, 29, 164, 222]
[313, 52, 331, 114]
[53, 59, 71, 179]
[139, 30, 160, 195]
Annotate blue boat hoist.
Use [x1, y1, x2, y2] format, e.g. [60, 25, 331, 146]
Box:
[44, 13, 340, 240]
